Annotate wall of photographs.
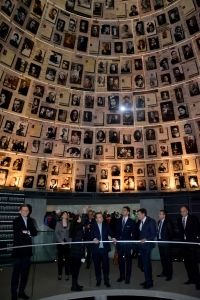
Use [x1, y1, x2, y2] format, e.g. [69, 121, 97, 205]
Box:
[0, 0, 200, 192]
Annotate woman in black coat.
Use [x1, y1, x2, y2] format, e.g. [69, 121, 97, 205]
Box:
[69, 206, 88, 291]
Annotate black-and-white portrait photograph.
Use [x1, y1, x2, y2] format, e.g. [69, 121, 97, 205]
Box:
[56, 18, 65, 32]
[84, 130, 93, 144]
[58, 109, 67, 122]
[161, 91, 170, 100]
[9, 31, 22, 49]
[172, 160, 183, 171]
[59, 128, 68, 142]
[79, 19, 88, 33]
[12, 158, 23, 170]
[4, 120, 14, 134]
[96, 145, 103, 155]
[159, 58, 169, 71]
[123, 112, 134, 125]
[171, 125, 180, 138]
[52, 32, 62, 45]
[149, 72, 158, 88]
[11, 139, 28, 153]
[100, 169, 108, 179]
[147, 144, 157, 156]
[60, 177, 71, 189]
[146, 128, 156, 140]
[149, 179, 157, 190]
[75, 179, 84, 192]
[126, 41, 134, 55]
[145, 20, 156, 36]
[99, 182, 109, 192]
[15, 58, 28, 73]
[184, 123, 192, 134]
[110, 63, 118, 74]
[63, 33, 76, 49]
[177, 104, 189, 119]
[174, 87, 184, 103]
[0, 135, 10, 149]
[26, 18, 39, 34]
[160, 145, 168, 156]
[102, 42, 111, 55]
[124, 164, 133, 173]
[120, 24, 133, 39]
[77, 36, 88, 52]
[184, 136, 198, 154]
[160, 101, 175, 122]
[96, 130, 106, 143]
[121, 60, 131, 73]
[91, 24, 100, 37]
[136, 167, 145, 176]
[157, 13, 167, 26]
[186, 16, 199, 35]
[171, 50, 180, 65]
[173, 66, 185, 82]
[36, 174, 46, 188]
[111, 25, 119, 39]
[98, 61, 107, 74]
[146, 56, 156, 70]
[114, 42, 123, 54]
[28, 63, 41, 78]
[33, 84, 45, 97]
[48, 51, 62, 68]
[148, 111, 159, 123]
[101, 24, 110, 35]
[148, 36, 159, 50]
[0, 89, 12, 109]
[174, 25, 185, 42]
[123, 134, 131, 144]
[158, 162, 168, 173]
[189, 176, 199, 188]
[70, 109, 79, 123]
[43, 141, 53, 154]
[83, 111, 92, 122]
[134, 75, 145, 89]
[97, 76, 105, 87]
[39, 106, 57, 120]
[168, 8, 180, 24]
[141, 0, 151, 13]
[136, 110, 145, 122]
[160, 177, 170, 190]
[0, 21, 11, 42]
[31, 140, 40, 153]
[153, 0, 163, 10]
[107, 114, 120, 124]
[14, 6, 27, 26]
[161, 73, 171, 85]
[87, 174, 96, 192]
[105, 0, 114, 9]
[45, 6, 58, 24]
[1, 0, 15, 16]
[51, 165, 59, 175]
[22, 0, 32, 7]
[50, 179, 58, 190]
[62, 60, 70, 71]
[108, 95, 119, 110]
[57, 71, 67, 86]
[122, 95, 133, 109]
[189, 82, 200, 97]
[45, 68, 56, 81]
[182, 44, 194, 60]
[137, 179, 146, 191]
[134, 59, 143, 71]
[112, 179, 120, 192]
[70, 94, 80, 106]
[117, 147, 134, 159]
[46, 126, 57, 139]
[21, 38, 34, 58]
[23, 176, 34, 188]
[0, 156, 11, 167]
[83, 75, 94, 90]
[71, 130, 81, 145]
[70, 63, 83, 85]
[83, 148, 92, 159]
[129, 4, 138, 16]
[109, 130, 120, 143]
[18, 79, 30, 96]
[171, 142, 183, 155]
[196, 37, 200, 50]
[32, 0, 45, 18]
[174, 173, 186, 189]
[97, 96, 105, 107]
[85, 95, 94, 108]
[15, 122, 28, 137]
[12, 98, 24, 113]
[147, 164, 156, 176]
[136, 21, 144, 36]
[107, 76, 119, 91]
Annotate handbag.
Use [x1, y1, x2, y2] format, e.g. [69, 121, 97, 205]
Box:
[113, 247, 118, 265]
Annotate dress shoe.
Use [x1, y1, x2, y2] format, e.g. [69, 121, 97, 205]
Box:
[96, 281, 101, 286]
[117, 277, 125, 282]
[183, 279, 194, 285]
[104, 282, 111, 287]
[18, 294, 30, 299]
[11, 296, 18, 300]
[65, 275, 69, 281]
[143, 283, 153, 289]
[125, 279, 130, 284]
[157, 273, 166, 278]
[166, 277, 172, 281]
[58, 275, 62, 280]
[140, 281, 146, 286]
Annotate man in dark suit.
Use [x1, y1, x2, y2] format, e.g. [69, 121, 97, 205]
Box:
[115, 206, 137, 284]
[90, 212, 117, 287]
[177, 206, 200, 290]
[137, 208, 156, 289]
[11, 204, 38, 300]
[157, 210, 175, 281]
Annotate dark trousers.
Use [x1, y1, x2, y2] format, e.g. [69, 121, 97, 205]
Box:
[182, 245, 200, 284]
[86, 244, 92, 267]
[71, 257, 82, 279]
[11, 257, 31, 296]
[92, 248, 109, 282]
[140, 247, 153, 285]
[158, 243, 173, 277]
[57, 244, 70, 276]
[117, 243, 132, 279]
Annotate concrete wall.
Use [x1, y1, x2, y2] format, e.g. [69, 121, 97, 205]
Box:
[25, 198, 47, 231]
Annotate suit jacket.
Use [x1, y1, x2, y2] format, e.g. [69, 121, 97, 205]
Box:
[13, 215, 38, 258]
[55, 220, 71, 243]
[177, 214, 200, 243]
[157, 218, 175, 241]
[115, 217, 137, 241]
[138, 217, 156, 250]
[90, 222, 114, 253]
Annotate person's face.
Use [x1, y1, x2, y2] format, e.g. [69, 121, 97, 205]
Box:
[46, 143, 51, 149]
[136, 77, 143, 85]
[14, 100, 21, 110]
[184, 125, 191, 133]
[102, 170, 106, 175]
[114, 79, 118, 85]
[111, 64, 115, 71]
[88, 211, 93, 219]
[13, 34, 18, 41]
[131, 5, 136, 11]
[163, 76, 168, 82]
[111, 99, 116, 106]
[173, 128, 178, 134]
[150, 145, 154, 150]
[172, 52, 177, 59]
[158, 211, 165, 220]
[116, 44, 121, 51]
[2, 137, 7, 143]
[122, 208, 129, 217]
[180, 206, 188, 217]
[30, 21, 36, 28]
[96, 213, 103, 224]
[69, 20, 75, 29]
[149, 25, 154, 32]
[51, 9, 57, 17]
[109, 78, 113, 85]
[178, 107, 185, 115]
[137, 211, 145, 221]
[162, 180, 167, 185]
[127, 42, 132, 49]
[138, 23, 142, 30]
[0, 94, 6, 101]
[185, 46, 189, 52]
[20, 207, 29, 218]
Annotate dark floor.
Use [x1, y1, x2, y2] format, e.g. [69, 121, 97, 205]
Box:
[0, 260, 199, 300]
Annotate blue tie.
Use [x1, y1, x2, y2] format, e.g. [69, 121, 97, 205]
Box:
[122, 219, 125, 231]
[99, 224, 103, 248]
[158, 221, 162, 239]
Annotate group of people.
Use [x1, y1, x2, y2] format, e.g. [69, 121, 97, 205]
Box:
[11, 204, 200, 299]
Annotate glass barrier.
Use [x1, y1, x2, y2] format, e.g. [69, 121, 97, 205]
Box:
[0, 237, 200, 300]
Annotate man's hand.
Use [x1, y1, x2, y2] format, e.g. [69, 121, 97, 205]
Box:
[141, 238, 146, 243]
[83, 205, 89, 213]
[22, 230, 28, 234]
[94, 239, 100, 244]
[112, 238, 117, 243]
[62, 241, 65, 245]
[86, 224, 91, 228]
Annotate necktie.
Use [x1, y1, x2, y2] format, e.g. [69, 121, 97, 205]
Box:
[99, 224, 103, 248]
[122, 218, 125, 231]
[158, 221, 162, 239]
[140, 221, 143, 231]
[24, 218, 27, 228]
[182, 217, 185, 229]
